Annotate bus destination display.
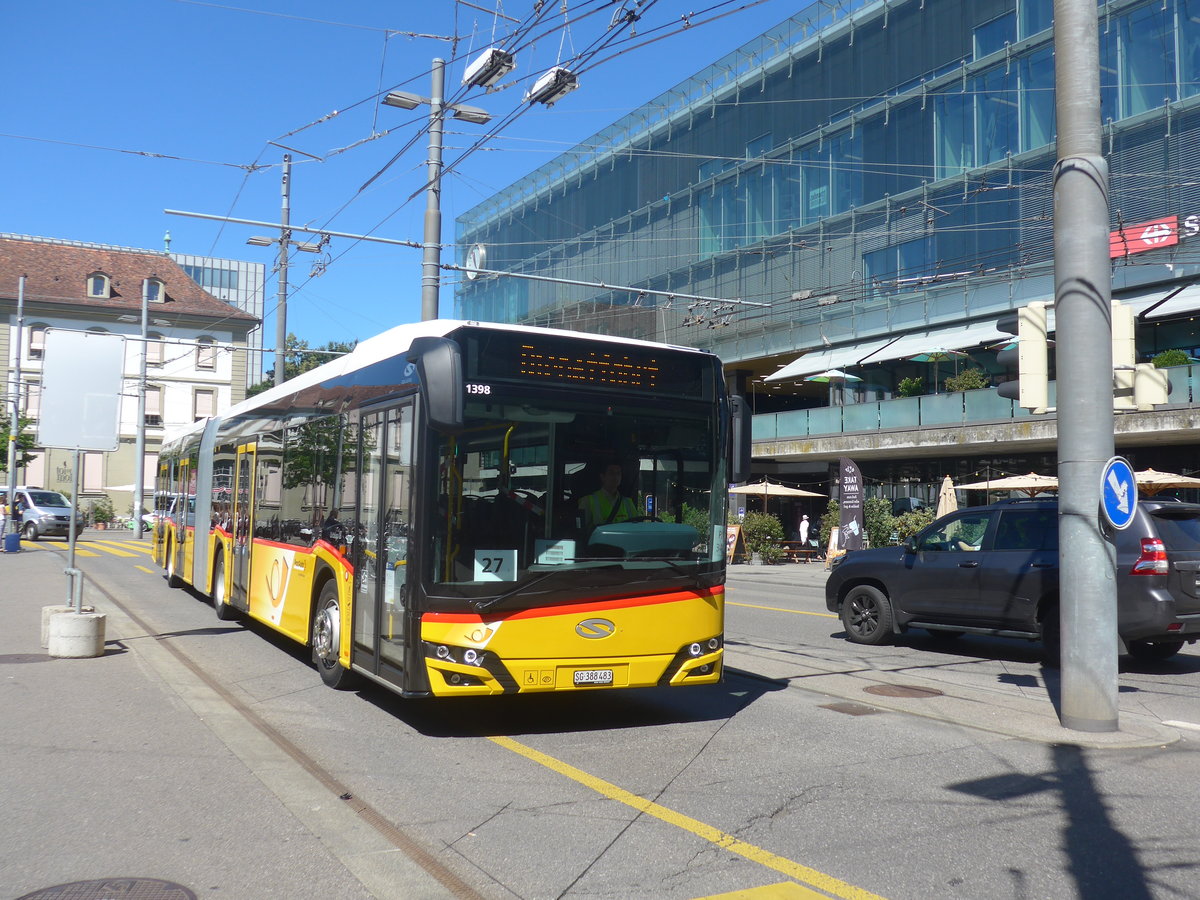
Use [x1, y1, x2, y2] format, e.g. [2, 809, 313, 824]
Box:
[465, 328, 712, 398]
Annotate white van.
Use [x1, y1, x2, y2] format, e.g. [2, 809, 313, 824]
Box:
[0, 486, 74, 540]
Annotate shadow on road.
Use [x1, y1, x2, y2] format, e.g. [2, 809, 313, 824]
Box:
[363, 668, 786, 738]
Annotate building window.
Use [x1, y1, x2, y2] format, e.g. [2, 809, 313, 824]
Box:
[87, 273, 110, 298]
[974, 12, 1016, 59]
[145, 385, 163, 427]
[82, 452, 104, 493]
[146, 333, 165, 367]
[145, 278, 164, 303]
[193, 388, 215, 421]
[24, 381, 41, 418]
[196, 337, 216, 370]
[28, 326, 47, 360]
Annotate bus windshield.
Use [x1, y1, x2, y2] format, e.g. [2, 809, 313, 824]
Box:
[430, 390, 724, 605]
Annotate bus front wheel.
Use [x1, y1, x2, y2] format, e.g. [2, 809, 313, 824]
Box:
[312, 581, 354, 690]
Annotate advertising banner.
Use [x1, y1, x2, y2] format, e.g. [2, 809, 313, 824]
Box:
[838, 457, 864, 551]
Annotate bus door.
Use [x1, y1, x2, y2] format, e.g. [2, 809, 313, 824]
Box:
[230, 443, 256, 608]
[352, 403, 415, 685]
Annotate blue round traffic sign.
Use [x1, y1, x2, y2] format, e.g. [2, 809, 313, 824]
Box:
[1100, 456, 1137, 530]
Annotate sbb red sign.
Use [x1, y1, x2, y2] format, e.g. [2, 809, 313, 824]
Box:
[1110, 215, 1180, 258]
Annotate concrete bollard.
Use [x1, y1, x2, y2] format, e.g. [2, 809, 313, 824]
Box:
[41, 606, 78, 648]
[48, 611, 107, 659]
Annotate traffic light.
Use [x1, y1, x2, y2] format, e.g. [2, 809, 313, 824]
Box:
[1112, 299, 1169, 410]
[1134, 363, 1169, 409]
[1112, 300, 1137, 410]
[996, 301, 1049, 413]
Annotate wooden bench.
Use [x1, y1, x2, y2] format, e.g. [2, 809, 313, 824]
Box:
[772, 540, 823, 563]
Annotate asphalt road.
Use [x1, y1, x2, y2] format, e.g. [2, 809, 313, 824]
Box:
[9, 537, 1200, 900]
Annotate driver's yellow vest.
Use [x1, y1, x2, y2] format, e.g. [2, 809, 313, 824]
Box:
[581, 491, 636, 526]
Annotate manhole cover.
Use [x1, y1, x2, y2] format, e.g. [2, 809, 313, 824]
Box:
[820, 701, 882, 716]
[0, 654, 51, 664]
[864, 684, 944, 699]
[17, 879, 196, 900]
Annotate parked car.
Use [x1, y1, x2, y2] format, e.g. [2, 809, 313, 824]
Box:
[825, 497, 1200, 661]
[0, 486, 75, 540]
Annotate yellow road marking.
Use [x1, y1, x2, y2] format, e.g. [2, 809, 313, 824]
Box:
[490, 735, 886, 900]
[700, 883, 835, 899]
[83, 541, 142, 558]
[729, 601, 836, 619]
[135, 565, 157, 574]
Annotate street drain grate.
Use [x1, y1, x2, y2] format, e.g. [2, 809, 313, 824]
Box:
[820, 701, 882, 716]
[17, 879, 197, 900]
[864, 684, 944, 699]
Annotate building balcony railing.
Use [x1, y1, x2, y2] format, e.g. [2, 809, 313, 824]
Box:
[751, 364, 1199, 441]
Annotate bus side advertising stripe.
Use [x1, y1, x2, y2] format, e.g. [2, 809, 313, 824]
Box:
[423, 586, 722, 624]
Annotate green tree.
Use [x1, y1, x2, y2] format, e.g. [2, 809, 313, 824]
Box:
[895, 508, 935, 541]
[863, 497, 895, 548]
[739, 511, 784, 563]
[248, 334, 357, 396]
[819, 500, 839, 547]
[0, 414, 37, 473]
[897, 376, 924, 397]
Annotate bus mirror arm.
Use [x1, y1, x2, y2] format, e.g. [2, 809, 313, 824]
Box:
[408, 337, 465, 433]
[729, 395, 752, 484]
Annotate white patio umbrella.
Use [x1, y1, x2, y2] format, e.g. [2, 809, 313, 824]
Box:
[804, 368, 863, 406]
[954, 472, 1059, 497]
[729, 479, 825, 514]
[1134, 468, 1200, 496]
[935, 475, 958, 517]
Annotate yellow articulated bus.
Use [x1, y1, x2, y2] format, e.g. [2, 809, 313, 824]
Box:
[154, 320, 750, 698]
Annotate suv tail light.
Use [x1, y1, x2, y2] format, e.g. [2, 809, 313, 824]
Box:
[1131, 538, 1169, 575]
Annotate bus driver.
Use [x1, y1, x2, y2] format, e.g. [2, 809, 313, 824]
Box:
[578, 460, 638, 531]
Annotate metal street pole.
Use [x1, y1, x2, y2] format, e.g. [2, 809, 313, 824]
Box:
[276, 153, 292, 386]
[133, 278, 149, 541]
[422, 59, 446, 322]
[4, 275, 25, 541]
[1054, 0, 1119, 732]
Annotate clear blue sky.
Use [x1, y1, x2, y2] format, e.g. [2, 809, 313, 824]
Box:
[3, 0, 801, 350]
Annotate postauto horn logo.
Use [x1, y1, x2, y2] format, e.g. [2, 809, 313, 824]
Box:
[575, 618, 616, 639]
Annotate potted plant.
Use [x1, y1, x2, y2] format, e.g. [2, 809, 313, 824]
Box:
[92, 496, 115, 530]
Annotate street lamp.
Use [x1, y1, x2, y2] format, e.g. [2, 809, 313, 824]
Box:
[382, 58, 492, 321]
[121, 280, 170, 541]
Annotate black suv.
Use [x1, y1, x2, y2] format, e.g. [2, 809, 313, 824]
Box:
[825, 498, 1200, 660]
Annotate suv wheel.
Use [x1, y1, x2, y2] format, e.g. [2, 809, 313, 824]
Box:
[1127, 640, 1184, 661]
[841, 585, 893, 645]
[23, 522, 38, 542]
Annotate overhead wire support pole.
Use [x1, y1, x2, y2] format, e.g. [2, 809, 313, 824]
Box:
[133, 279, 149, 541]
[4, 275, 25, 543]
[422, 58, 446, 322]
[1054, 0, 1118, 733]
[276, 153, 292, 387]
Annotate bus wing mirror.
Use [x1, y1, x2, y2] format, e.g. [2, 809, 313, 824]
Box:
[407, 337, 464, 432]
[729, 394, 752, 484]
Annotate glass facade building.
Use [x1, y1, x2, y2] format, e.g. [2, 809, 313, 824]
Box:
[456, 0, 1200, 496]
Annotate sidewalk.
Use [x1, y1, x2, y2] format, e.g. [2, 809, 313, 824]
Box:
[725, 562, 1183, 749]
[0, 544, 454, 900]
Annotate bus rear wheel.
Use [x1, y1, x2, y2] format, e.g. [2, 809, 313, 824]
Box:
[212, 552, 238, 621]
[166, 542, 183, 588]
[312, 581, 354, 689]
